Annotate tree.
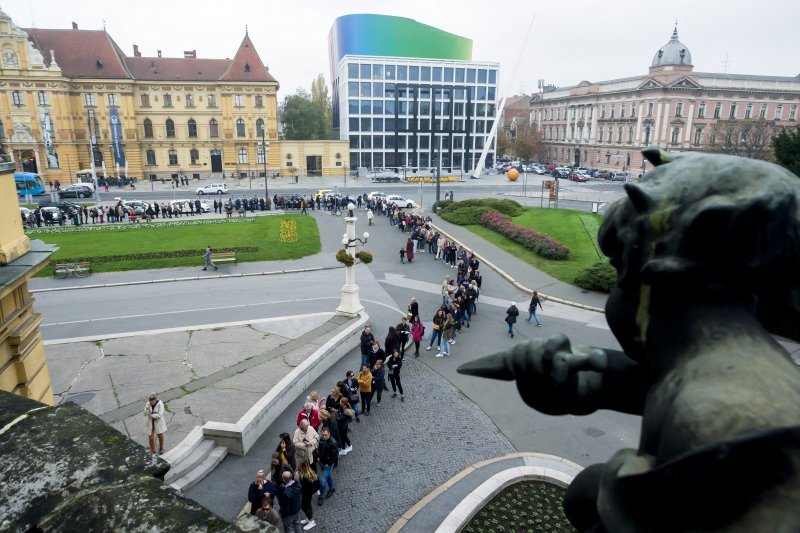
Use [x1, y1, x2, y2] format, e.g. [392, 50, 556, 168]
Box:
[773, 126, 800, 178]
[310, 74, 333, 139]
[706, 119, 775, 161]
[512, 122, 540, 163]
[497, 131, 511, 158]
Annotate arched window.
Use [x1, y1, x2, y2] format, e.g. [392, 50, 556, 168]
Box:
[694, 127, 703, 145]
[671, 127, 681, 145]
[188, 119, 197, 138]
[166, 118, 175, 138]
[236, 118, 245, 137]
[190, 148, 199, 164]
[209, 119, 219, 138]
[238, 147, 248, 163]
[256, 118, 265, 137]
[168, 149, 178, 165]
[146, 149, 156, 166]
[143, 119, 153, 138]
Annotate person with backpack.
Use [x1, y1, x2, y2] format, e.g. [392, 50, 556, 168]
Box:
[343, 371, 362, 423]
[505, 302, 520, 338]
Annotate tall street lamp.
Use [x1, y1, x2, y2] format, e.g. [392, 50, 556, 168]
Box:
[336, 202, 368, 317]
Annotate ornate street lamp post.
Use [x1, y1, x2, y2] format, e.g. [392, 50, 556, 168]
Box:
[336, 202, 369, 317]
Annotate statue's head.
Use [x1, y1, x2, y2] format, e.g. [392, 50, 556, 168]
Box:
[599, 148, 800, 360]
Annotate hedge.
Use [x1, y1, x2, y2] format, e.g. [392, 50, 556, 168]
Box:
[439, 198, 525, 225]
[50, 246, 259, 265]
[26, 217, 255, 235]
[480, 211, 570, 260]
[574, 261, 617, 292]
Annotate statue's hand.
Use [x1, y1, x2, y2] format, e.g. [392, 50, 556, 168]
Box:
[459, 333, 610, 415]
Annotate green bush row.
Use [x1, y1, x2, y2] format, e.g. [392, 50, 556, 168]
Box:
[50, 246, 259, 265]
[439, 198, 524, 225]
[574, 261, 617, 292]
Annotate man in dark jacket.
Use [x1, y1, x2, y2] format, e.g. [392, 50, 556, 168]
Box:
[505, 302, 519, 338]
[360, 325, 375, 367]
[317, 427, 339, 506]
[276, 470, 302, 533]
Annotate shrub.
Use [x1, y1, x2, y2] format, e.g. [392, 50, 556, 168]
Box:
[50, 247, 259, 265]
[441, 198, 524, 218]
[335, 249, 354, 267]
[574, 261, 617, 292]
[355, 250, 373, 264]
[441, 206, 496, 225]
[480, 211, 570, 260]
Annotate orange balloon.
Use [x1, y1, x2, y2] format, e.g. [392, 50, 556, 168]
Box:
[507, 168, 519, 181]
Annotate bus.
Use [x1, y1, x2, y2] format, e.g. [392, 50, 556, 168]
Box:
[14, 172, 46, 196]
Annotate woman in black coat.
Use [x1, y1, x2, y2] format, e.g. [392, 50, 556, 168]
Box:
[275, 432, 296, 470]
[384, 326, 401, 357]
[387, 350, 405, 402]
[407, 298, 419, 322]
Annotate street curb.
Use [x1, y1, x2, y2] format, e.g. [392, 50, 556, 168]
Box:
[430, 223, 606, 314]
[29, 264, 343, 293]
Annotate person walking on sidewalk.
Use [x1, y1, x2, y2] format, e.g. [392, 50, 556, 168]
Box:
[317, 428, 338, 506]
[427, 309, 445, 351]
[367, 208, 374, 226]
[525, 290, 544, 327]
[277, 470, 303, 532]
[357, 365, 374, 415]
[144, 392, 167, 455]
[406, 237, 415, 263]
[387, 350, 405, 401]
[411, 315, 425, 357]
[297, 460, 319, 530]
[202, 245, 217, 271]
[505, 302, 520, 338]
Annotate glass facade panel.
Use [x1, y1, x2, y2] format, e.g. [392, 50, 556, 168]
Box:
[373, 83, 383, 96]
[373, 118, 384, 131]
[385, 118, 396, 131]
[455, 68, 465, 82]
[360, 83, 371, 97]
[360, 64, 371, 79]
[421, 66, 431, 81]
[348, 63, 359, 78]
[385, 65, 395, 80]
[348, 82, 358, 96]
[397, 65, 407, 80]
[444, 67, 454, 82]
[372, 64, 383, 79]
[349, 135, 358, 149]
[349, 118, 359, 131]
[361, 100, 371, 114]
[385, 84, 395, 99]
[372, 100, 383, 114]
[487, 87, 496, 101]
[489, 70, 497, 84]
[361, 118, 371, 132]
[409, 66, 419, 81]
[467, 69, 476, 83]
[478, 69, 487, 83]
[477, 87, 487, 100]
[385, 100, 396, 115]
[361, 135, 371, 148]
[373, 135, 384, 148]
[349, 99, 358, 114]
[433, 67, 442, 82]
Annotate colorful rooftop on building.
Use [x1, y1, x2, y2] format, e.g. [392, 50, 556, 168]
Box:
[328, 14, 473, 76]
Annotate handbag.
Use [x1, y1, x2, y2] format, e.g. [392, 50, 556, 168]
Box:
[349, 392, 359, 404]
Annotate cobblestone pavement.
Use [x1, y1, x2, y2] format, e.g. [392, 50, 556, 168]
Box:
[187, 347, 515, 532]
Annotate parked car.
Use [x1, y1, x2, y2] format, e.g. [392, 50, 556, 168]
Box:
[386, 195, 418, 208]
[595, 170, 611, 180]
[552, 168, 570, 179]
[611, 171, 630, 182]
[196, 183, 228, 195]
[170, 199, 211, 213]
[58, 184, 94, 199]
[367, 191, 388, 200]
[569, 171, 588, 182]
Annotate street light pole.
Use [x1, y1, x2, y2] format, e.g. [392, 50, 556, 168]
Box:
[336, 202, 368, 317]
[434, 133, 441, 213]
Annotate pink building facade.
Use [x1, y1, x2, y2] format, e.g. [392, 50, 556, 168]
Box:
[530, 28, 800, 173]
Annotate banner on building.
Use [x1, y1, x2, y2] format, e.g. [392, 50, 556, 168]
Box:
[87, 110, 103, 167]
[39, 108, 59, 168]
[109, 107, 125, 166]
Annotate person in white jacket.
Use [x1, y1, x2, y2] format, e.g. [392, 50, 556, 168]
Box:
[144, 392, 167, 455]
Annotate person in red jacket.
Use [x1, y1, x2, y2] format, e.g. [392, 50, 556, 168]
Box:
[296, 401, 321, 431]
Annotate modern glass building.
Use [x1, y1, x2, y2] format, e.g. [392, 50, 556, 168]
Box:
[328, 14, 499, 173]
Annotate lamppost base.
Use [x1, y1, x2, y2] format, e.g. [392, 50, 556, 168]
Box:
[336, 283, 364, 317]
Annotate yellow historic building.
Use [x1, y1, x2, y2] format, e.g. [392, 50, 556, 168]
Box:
[0, 8, 280, 184]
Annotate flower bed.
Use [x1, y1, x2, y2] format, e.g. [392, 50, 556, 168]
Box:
[279, 219, 298, 243]
[464, 480, 574, 532]
[480, 211, 570, 260]
[25, 217, 255, 235]
[406, 175, 460, 183]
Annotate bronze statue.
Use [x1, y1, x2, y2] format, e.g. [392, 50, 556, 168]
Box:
[459, 148, 800, 531]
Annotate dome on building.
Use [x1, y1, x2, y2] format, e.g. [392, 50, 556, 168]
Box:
[651, 26, 692, 67]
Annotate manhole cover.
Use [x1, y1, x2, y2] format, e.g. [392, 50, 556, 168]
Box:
[64, 392, 95, 405]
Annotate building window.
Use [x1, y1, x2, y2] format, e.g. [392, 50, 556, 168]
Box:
[710, 131, 717, 145]
[257, 144, 266, 164]
[85, 93, 96, 107]
[190, 148, 199, 164]
[630, 104, 635, 119]
[760, 103, 767, 119]
[255, 95, 264, 108]
[166, 118, 175, 138]
[694, 127, 703, 145]
[714, 103, 721, 118]
[108, 93, 119, 107]
[775, 105, 783, 120]
[744, 103, 752, 119]
[38, 91, 48, 106]
[209, 119, 219, 138]
[141, 93, 150, 107]
[607, 128, 612, 143]
[647, 102, 654, 117]
[163, 94, 172, 107]
[617, 127, 623, 143]
[790, 105, 797, 121]
[168, 149, 178, 165]
[234, 94, 244, 108]
[238, 148, 248, 164]
[610, 105, 615, 119]
[627, 127, 633, 144]
[620, 103, 626, 118]
[675, 102, 683, 117]
[143, 118, 154, 138]
[697, 103, 705, 118]
[600, 105, 605, 119]
[256, 118, 265, 137]
[671, 127, 681, 144]
[729, 104, 737, 119]
[188, 119, 197, 138]
[185, 93, 194, 107]
[598, 126, 604, 143]
[146, 149, 156, 166]
[207, 94, 217, 108]
[236, 118, 246, 137]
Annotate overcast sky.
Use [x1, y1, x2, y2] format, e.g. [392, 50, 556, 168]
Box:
[6, 0, 799, 99]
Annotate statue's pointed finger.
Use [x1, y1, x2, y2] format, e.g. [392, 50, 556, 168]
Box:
[457, 350, 515, 381]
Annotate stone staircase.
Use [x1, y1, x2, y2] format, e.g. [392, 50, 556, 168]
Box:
[162, 427, 227, 493]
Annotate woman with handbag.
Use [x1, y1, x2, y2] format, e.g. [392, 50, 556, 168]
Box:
[357, 365, 374, 416]
[297, 459, 320, 530]
[343, 371, 362, 423]
[438, 311, 455, 358]
[426, 309, 445, 351]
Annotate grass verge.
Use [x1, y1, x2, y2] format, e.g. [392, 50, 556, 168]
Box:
[33, 215, 320, 276]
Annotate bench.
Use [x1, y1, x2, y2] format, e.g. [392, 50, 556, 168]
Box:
[237, 209, 246, 217]
[211, 252, 237, 265]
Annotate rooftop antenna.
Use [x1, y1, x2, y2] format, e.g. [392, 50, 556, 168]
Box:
[721, 53, 730, 73]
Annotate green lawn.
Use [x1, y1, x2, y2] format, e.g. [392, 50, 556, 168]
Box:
[465, 208, 605, 284]
[32, 215, 320, 276]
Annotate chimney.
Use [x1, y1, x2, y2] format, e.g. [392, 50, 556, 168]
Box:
[157, 50, 162, 58]
[133, 44, 141, 57]
[183, 50, 196, 59]
[71, 22, 78, 30]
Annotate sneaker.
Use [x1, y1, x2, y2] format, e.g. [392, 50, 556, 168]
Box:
[202, 268, 207, 271]
[414, 353, 419, 358]
[449, 339, 455, 344]
[436, 353, 443, 358]
[327, 488, 335, 497]
[536, 324, 542, 327]
[364, 411, 370, 416]
[355, 418, 361, 423]
[301, 519, 309, 525]
[339, 449, 348, 456]
[158, 448, 165, 455]
[214, 266, 218, 271]
[303, 520, 316, 530]
[426, 346, 432, 351]
[345, 445, 353, 453]
[317, 496, 324, 506]
[401, 397, 405, 402]
[511, 333, 515, 338]
[392, 393, 398, 398]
